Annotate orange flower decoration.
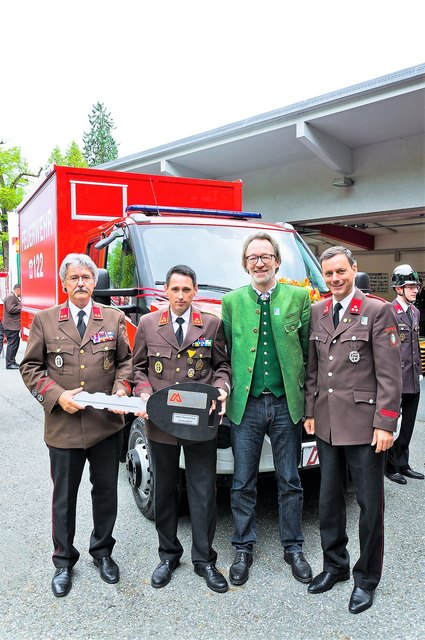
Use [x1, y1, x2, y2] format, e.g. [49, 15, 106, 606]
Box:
[279, 277, 322, 303]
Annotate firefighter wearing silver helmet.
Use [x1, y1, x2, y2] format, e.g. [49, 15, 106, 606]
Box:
[386, 264, 423, 484]
[390, 264, 422, 290]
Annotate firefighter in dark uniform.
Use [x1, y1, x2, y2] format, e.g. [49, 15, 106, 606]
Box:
[386, 264, 423, 483]
[20, 254, 132, 598]
[304, 246, 402, 614]
[133, 264, 231, 593]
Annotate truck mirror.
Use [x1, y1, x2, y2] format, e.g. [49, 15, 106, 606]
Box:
[93, 269, 111, 305]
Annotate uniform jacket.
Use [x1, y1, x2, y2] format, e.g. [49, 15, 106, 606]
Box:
[392, 300, 421, 394]
[305, 288, 402, 445]
[20, 302, 132, 449]
[133, 305, 231, 444]
[221, 282, 311, 426]
[3, 291, 21, 331]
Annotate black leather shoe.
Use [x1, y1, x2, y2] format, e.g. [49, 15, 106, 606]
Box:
[385, 472, 407, 484]
[284, 550, 313, 583]
[308, 570, 351, 594]
[6, 363, 19, 369]
[194, 564, 228, 593]
[51, 567, 73, 597]
[349, 586, 374, 614]
[229, 551, 253, 586]
[93, 555, 120, 584]
[400, 467, 424, 480]
[151, 559, 180, 588]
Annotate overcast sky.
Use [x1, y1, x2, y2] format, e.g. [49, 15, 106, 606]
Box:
[2, 1, 424, 172]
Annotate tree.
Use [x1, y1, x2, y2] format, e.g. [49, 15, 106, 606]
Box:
[46, 141, 88, 169]
[0, 144, 41, 270]
[83, 102, 119, 166]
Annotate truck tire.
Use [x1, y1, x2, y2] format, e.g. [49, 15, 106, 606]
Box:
[126, 418, 155, 520]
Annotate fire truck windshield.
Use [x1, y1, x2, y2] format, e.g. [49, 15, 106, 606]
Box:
[140, 224, 326, 293]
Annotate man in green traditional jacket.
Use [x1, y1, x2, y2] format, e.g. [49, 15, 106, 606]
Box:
[221, 232, 312, 587]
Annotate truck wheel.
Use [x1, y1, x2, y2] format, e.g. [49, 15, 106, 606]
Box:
[126, 418, 155, 520]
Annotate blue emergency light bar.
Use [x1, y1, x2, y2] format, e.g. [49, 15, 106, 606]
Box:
[125, 204, 262, 220]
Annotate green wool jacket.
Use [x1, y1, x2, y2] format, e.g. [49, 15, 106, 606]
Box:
[221, 282, 311, 425]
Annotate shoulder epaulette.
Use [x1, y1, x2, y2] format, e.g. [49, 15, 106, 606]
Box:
[365, 293, 387, 303]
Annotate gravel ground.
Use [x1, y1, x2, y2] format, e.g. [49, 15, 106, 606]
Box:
[0, 344, 424, 640]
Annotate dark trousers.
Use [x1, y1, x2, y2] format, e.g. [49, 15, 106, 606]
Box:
[48, 430, 123, 568]
[316, 437, 385, 591]
[149, 439, 218, 568]
[5, 329, 20, 367]
[0, 321, 4, 353]
[387, 392, 420, 474]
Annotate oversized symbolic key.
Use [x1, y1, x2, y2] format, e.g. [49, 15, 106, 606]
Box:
[77, 392, 147, 413]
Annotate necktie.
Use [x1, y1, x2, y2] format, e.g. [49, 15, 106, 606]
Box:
[77, 310, 86, 338]
[175, 317, 184, 346]
[406, 305, 413, 325]
[333, 302, 342, 329]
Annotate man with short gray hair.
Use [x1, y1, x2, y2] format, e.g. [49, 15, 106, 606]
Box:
[20, 253, 132, 598]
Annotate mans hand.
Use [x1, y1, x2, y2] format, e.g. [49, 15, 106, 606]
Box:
[109, 389, 130, 415]
[58, 388, 85, 414]
[210, 388, 227, 423]
[134, 392, 151, 419]
[304, 417, 315, 435]
[371, 428, 394, 453]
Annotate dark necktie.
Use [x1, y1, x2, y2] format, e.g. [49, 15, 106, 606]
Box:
[77, 309, 86, 338]
[406, 305, 413, 325]
[175, 317, 184, 346]
[333, 302, 342, 329]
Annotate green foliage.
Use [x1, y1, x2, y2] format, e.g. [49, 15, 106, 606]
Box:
[46, 141, 88, 169]
[47, 146, 65, 166]
[0, 144, 40, 270]
[83, 102, 119, 167]
[66, 141, 88, 167]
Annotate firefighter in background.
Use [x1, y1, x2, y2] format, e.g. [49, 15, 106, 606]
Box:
[3, 284, 21, 369]
[386, 264, 423, 483]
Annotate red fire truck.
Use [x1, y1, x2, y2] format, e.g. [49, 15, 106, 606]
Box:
[18, 165, 326, 519]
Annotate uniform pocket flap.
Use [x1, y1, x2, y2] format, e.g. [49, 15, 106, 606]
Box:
[309, 332, 328, 344]
[340, 329, 370, 344]
[147, 345, 173, 360]
[92, 340, 117, 354]
[284, 319, 302, 332]
[46, 340, 75, 355]
[353, 388, 376, 404]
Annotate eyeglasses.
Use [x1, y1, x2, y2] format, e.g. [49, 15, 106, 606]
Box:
[245, 254, 276, 265]
[66, 275, 94, 283]
[404, 284, 421, 291]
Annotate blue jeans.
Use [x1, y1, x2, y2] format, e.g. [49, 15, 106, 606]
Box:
[230, 394, 304, 553]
